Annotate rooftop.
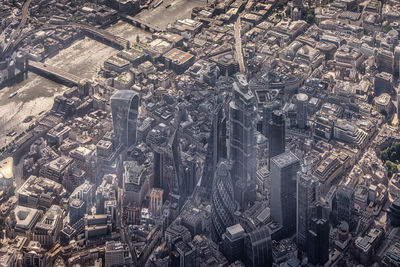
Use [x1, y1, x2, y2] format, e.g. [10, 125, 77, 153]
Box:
[271, 151, 300, 168]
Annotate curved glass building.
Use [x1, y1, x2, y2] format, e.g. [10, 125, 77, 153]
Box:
[111, 90, 139, 147]
[211, 160, 236, 242]
[245, 226, 272, 267]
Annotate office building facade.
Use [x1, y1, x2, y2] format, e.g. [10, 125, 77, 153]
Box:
[229, 74, 257, 209]
[110, 90, 139, 147]
[296, 156, 318, 251]
[270, 151, 300, 238]
[211, 161, 236, 242]
[268, 110, 285, 169]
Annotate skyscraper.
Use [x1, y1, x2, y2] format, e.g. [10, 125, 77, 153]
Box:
[295, 93, 308, 129]
[397, 89, 400, 120]
[110, 90, 139, 147]
[297, 156, 318, 251]
[262, 100, 280, 137]
[201, 97, 227, 196]
[270, 151, 300, 238]
[222, 224, 245, 263]
[307, 205, 329, 265]
[229, 74, 257, 209]
[336, 185, 354, 228]
[268, 110, 285, 170]
[245, 226, 272, 267]
[211, 161, 236, 242]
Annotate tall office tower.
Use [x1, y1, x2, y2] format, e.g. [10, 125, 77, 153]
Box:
[244, 226, 272, 267]
[222, 224, 245, 263]
[270, 151, 300, 238]
[397, 89, 400, 120]
[149, 188, 164, 217]
[110, 90, 139, 147]
[295, 93, 308, 129]
[201, 97, 227, 196]
[166, 129, 183, 199]
[395, 45, 400, 77]
[146, 123, 169, 190]
[307, 205, 329, 265]
[69, 198, 86, 225]
[268, 110, 285, 170]
[147, 124, 183, 201]
[211, 161, 236, 243]
[336, 185, 354, 228]
[297, 156, 318, 251]
[336, 185, 354, 220]
[262, 100, 280, 137]
[229, 74, 257, 209]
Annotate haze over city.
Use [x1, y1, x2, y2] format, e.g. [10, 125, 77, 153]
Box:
[0, 0, 400, 266]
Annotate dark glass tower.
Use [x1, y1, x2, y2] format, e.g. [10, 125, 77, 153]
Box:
[229, 74, 256, 209]
[270, 151, 300, 238]
[221, 224, 245, 263]
[110, 90, 139, 147]
[211, 161, 236, 242]
[262, 100, 280, 137]
[389, 197, 400, 227]
[268, 110, 285, 170]
[201, 97, 226, 196]
[295, 93, 308, 129]
[336, 185, 354, 229]
[308, 205, 329, 265]
[296, 156, 318, 251]
[245, 226, 272, 267]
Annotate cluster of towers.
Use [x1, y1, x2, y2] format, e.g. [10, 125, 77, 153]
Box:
[208, 74, 329, 266]
[109, 76, 329, 266]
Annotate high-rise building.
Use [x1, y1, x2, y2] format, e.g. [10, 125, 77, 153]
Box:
[336, 185, 354, 228]
[147, 125, 183, 201]
[270, 151, 300, 238]
[146, 123, 169, 190]
[110, 90, 139, 147]
[307, 205, 329, 265]
[268, 110, 285, 170]
[201, 97, 226, 196]
[229, 74, 257, 209]
[105, 241, 132, 267]
[296, 156, 318, 251]
[244, 226, 272, 267]
[295, 93, 308, 129]
[262, 100, 280, 137]
[211, 161, 236, 242]
[122, 161, 148, 209]
[170, 241, 196, 267]
[397, 89, 400, 120]
[222, 224, 245, 263]
[150, 187, 164, 217]
[377, 48, 394, 74]
[69, 198, 85, 225]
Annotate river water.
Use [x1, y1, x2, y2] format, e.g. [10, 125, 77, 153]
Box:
[0, 22, 145, 147]
[0, 0, 206, 148]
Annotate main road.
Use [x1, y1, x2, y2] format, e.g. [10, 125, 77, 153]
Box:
[234, 14, 246, 74]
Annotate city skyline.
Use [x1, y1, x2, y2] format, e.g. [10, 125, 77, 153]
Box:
[0, 0, 400, 266]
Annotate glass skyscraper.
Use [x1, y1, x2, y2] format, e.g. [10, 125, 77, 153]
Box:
[110, 90, 139, 147]
[229, 74, 256, 209]
[211, 160, 236, 242]
[270, 151, 300, 238]
[296, 156, 318, 251]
